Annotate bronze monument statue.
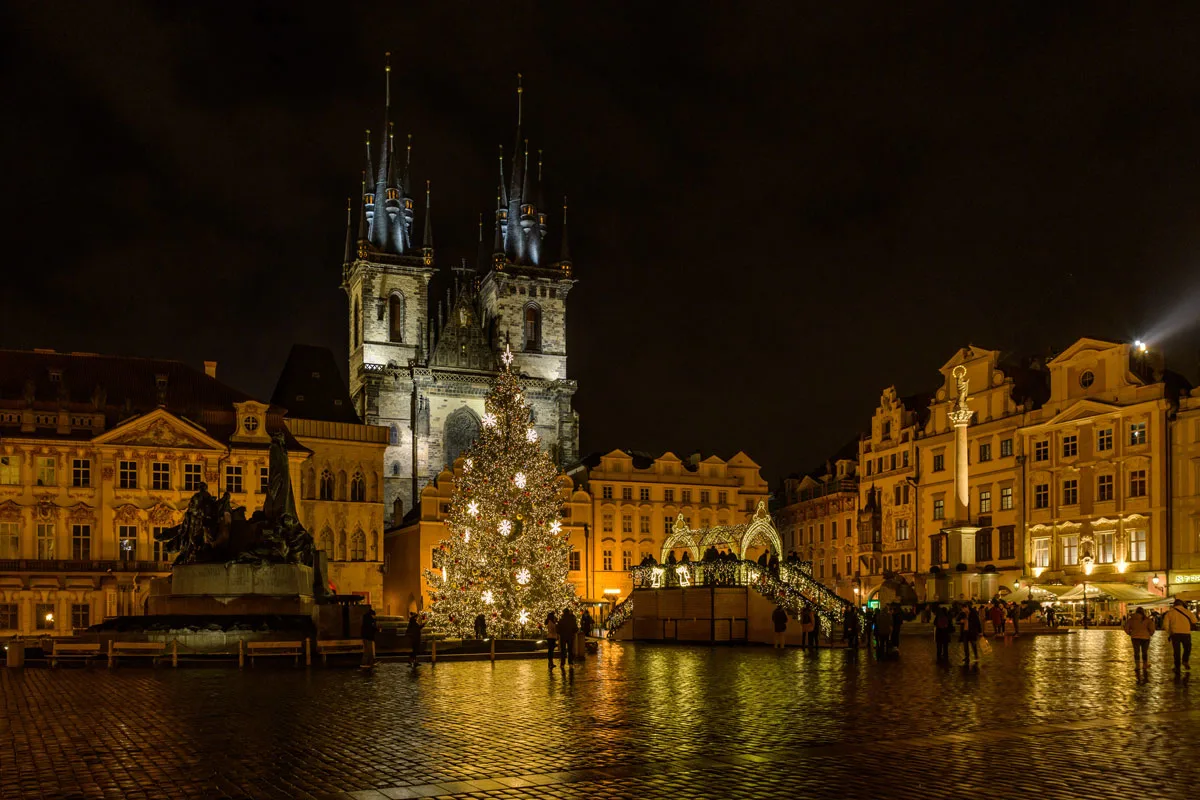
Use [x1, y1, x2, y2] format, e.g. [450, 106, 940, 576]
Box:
[155, 433, 315, 567]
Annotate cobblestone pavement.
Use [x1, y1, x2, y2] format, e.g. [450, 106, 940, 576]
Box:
[2, 631, 1199, 799]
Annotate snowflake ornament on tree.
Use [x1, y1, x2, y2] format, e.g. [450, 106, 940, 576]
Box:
[424, 344, 579, 637]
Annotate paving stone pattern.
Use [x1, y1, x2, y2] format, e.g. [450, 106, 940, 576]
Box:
[2, 632, 1199, 799]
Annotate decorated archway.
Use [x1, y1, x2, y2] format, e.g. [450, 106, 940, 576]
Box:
[738, 502, 783, 560]
[656, 501, 782, 563]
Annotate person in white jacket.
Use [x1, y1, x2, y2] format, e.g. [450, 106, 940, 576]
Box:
[1162, 599, 1198, 673]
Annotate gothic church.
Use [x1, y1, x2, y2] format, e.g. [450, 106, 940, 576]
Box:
[342, 62, 579, 522]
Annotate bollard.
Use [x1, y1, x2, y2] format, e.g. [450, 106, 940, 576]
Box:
[238, 640, 244, 669]
[107, 640, 115, 669]
[171, 640, 178, 668]
[490, 638, 495, 662]
[305, 638, 311, 667]
[431, 640, 437, 664]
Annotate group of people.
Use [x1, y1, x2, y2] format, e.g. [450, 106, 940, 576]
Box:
[770, 604, 822, 649]
[544, 608, 588, 671]
[358, 607, 424, 670]
[1123, 599, 1197, 674]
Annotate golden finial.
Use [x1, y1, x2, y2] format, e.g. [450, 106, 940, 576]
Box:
[384, 52, 391, 106]
[538, 149, 543, 182]
[517, 72, 523, 125]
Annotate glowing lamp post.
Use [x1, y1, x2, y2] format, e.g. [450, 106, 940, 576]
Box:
[1082, 558, 1094, 629]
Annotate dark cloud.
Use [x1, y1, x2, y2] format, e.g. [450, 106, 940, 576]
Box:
[4, 2, 1200, 484]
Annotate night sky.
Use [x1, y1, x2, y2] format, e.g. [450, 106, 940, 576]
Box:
[5, 4, 1200, 485]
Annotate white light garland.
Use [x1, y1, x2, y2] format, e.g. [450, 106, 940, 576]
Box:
[463, 528, 471, 543]
[498, 519, 512, 536]
[514, 472, 527, 489]
[501, 345, 514, 366]
[464, 458, 473, 471]
[526, 428, 538, 443]
[516, 568, 531, 586]
[481, 412, 497, 428]
[467, 500, 479, 517]
[482, 590, 494, 605]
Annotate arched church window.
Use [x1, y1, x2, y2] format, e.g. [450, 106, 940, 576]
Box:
[351, 471, 366, 502]
[392, 462, 400, 477]
[350, 530, 366, 561]
[389, 293, 406, 343]
[389, 423, 400, 446]
[318, 528, 333, 554]
[523, 304, 542, 352]
[444, 407, 481, 469]
[320, 469, 334, 501]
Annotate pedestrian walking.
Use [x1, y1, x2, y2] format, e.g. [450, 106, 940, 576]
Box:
[960, 604, 982, 666]
[544, 611, 559, 669]
[474, 613, 487, 640]
[581, 609, 594, 638]
[799, 607, 815, 651]
[874, 605, 893, 660]
[1008, 602, 1020, 637]
[988, 603, 1005, 636]
[889, 604, 905, 652]
[933, 606, 952, 663]
[406, 611, 424, 668]
[360, 607, 377, 669]
[1162, 599, 1198, 674]
[771, 604, 788, 649]
[558, 608, 579, 669]
[1124, 606, 1155, 672]
[844, 606, 860, 656]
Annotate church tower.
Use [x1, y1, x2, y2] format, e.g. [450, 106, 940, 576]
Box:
[343, 54, 437, 521]
[343, 64, 578, 524]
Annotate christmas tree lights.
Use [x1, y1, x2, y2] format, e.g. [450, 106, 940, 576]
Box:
[424, 345, 578, 637]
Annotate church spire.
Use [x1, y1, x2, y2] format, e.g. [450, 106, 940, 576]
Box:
[558, 195, 572, 271]
[357, 169, 369, 244]
[343, 197, 354, 265]
[422, 179, 434, 257]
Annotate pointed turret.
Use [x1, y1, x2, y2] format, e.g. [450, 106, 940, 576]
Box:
[343, 197, 354, 265]
[357, 170, 369, 245]
[383, 125, 404, 252]
[370, 56, 393, 250]
[421, 180, 434, 263]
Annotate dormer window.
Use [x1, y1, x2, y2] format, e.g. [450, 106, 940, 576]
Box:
[385, 188, 399, 201]
[364, 192, 375, 204]
[243, 416, 260, 433]
[48, 369, 62, 383]
[521, 204, 534, 216]
[404, 199, 413, 210]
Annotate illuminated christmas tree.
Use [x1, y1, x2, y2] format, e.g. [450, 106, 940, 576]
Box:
[424, 346, 578, 637]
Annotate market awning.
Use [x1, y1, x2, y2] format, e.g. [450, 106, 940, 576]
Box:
[1057, 582, 1161, 603]
[1003, 586, 1061, 603]
[1028, 584, 1076, 598]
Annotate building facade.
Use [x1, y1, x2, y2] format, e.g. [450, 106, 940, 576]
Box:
[776, 453, 859, 601]
[917, 347, 1037, 601]
[272, 345, 388, 605]
[343, 68, 578, 524]
[857, 387, 924, 601]
[1170, 388, 1200, 594]
[0, 350, 307, 637]
[1021, 339, 1177, 595]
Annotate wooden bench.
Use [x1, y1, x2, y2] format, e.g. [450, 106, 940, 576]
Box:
[48, 642, 101, 667]
[315, 639, 363, 664]
[107, 641, 167, 668]
[244, 639, 308, 667]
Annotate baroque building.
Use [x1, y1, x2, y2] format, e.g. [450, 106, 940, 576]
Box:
[271, 345, 387, 605]
[0, 350, 307, 637]
[342, 64, 578, 524]
[1020, 339, 1181, 595]
[776, 443, 859, 601]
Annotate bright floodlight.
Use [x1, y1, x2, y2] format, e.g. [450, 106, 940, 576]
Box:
[1135, 339, 1147, 353]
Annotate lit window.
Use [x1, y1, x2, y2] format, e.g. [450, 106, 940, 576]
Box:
[119, 525, 138, 562]
[602, 514, 613, 533]
[1000, 439, 1013, 458]
[0, 522, 18, 558]
[36, 523, 55, 559]
[932, 499, 944, 520]
[35, 603, 55, 631]
[1129, 529, 1147, 561]
[36, 457, 56, 487]
[979, 490, 991, 513]
[1000, 486, 1013, 510]
[1062, 535, 1078, 566]
[1033, 538, 1050, 568]
[602, 549, 613, 571]
[0, 455, 19, 485]
[1097, 531, 1114, 563]
[895, 519, 909, 541]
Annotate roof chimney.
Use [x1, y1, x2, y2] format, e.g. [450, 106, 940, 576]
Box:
[204, 360, 217, 379]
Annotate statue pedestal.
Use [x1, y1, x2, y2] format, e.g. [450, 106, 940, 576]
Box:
[148, 563, 315, 616]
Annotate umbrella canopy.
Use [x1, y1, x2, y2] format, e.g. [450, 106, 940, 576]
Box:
[1057, 582, 1161, 603]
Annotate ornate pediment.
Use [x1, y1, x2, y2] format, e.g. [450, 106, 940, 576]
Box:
[67, 502, 95, 522]
[147, 502, 179, 527]
[99, 411, 219, 450]
[0, 501, 22, 522]
[114, 504, 141, 524]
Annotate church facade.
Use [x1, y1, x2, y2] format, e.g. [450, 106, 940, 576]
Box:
[342, 65, 579, 523]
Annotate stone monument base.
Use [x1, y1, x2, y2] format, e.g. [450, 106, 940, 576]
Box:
[148, 563, 315, 617]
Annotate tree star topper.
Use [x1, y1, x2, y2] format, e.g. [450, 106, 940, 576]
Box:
[501, 344, 514, 366]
